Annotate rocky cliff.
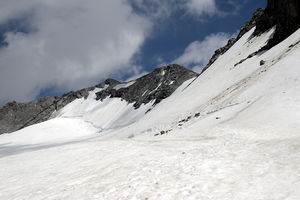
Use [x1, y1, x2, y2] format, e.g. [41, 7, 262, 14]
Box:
[254, 0, 300, 49]
[96, 64, 197, 109]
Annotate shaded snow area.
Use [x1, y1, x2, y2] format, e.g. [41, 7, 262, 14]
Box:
[1, 27, 300, 199]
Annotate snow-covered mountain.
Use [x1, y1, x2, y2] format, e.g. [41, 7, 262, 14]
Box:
[0, 64, 198, 134]
[1, 0, 300, 199]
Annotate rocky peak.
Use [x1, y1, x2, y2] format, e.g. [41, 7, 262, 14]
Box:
[96, 64, 198, 109]
[104, 78, 120, 87]
[94, 78, 120, 90]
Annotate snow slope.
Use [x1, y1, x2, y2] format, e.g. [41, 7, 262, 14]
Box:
[54, 87, 154, 131]
[1, 27, 300, 199]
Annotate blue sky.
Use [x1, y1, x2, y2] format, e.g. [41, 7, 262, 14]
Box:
[132, 0, 266, 74]
[0, 0, 266, 105]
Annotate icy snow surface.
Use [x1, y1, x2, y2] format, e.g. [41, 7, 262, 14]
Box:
[1, 27, 300, 199]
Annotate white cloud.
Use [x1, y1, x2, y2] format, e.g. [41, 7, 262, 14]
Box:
[129, 0, 220, 19]
[173, 32, 236, 71]
[0, 0, 151, 104]
[129, 0, 177, 19]
[185, 0, 218, 16]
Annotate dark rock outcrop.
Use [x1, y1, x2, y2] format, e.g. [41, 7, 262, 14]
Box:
[254, 0, 300, 49]
[0, 97, 56, 134]
[0, 64, 197, 134]
[96, 64, 198, 108]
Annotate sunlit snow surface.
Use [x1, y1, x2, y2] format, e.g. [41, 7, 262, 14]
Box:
[1, 27, 300, 199]
[54, 88, 154, 131]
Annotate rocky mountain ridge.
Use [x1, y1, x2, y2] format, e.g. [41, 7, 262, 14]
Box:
[0, 64, 197, 134]
[95, 64, 197, 109]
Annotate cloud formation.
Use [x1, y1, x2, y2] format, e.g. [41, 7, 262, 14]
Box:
[129, 0, 219, 19]
[173, 32, 235, 72]
[185, 0, 217, 16]
[0, 0, 151, 104]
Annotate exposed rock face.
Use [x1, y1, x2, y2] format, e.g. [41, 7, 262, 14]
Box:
[254, 0, 300, 49]
[201, 8, 265, 74]
[96, 64, 198, 109]
[0, 64, 197, 134]
[0, 97, 56, 134]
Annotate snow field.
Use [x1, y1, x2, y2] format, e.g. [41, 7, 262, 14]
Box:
[0, 132, 299, 200]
